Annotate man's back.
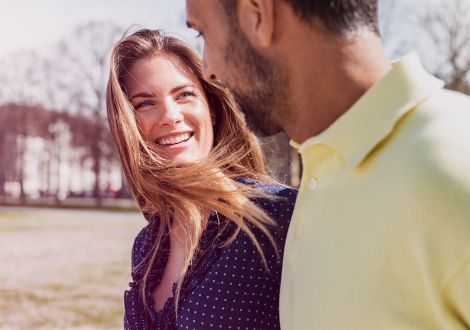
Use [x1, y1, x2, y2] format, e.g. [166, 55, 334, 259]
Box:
[280, 54, 470, 329]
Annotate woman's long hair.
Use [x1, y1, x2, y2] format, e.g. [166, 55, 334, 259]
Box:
[106, 29, 277, 313]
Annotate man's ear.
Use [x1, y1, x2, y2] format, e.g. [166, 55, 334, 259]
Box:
[238, 0, 274, 48]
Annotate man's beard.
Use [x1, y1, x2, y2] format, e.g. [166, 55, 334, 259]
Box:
[224, 29, 289, 137]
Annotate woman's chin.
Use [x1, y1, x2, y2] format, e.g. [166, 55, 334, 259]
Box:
[165, 155, 200, 163]
[158, 149, 204, 164]
[153, 143, 211, 164]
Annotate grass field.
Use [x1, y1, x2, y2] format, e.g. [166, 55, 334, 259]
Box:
[0, 207, 145, 330]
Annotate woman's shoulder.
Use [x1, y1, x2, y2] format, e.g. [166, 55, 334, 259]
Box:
[131, 225, 151, 270]
[235, 177, 297, 278]
[237, 177, 298, 203]
[237, 177, 297, 227]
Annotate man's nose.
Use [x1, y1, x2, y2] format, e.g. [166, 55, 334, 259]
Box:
[157, 100, 183, 126]
[202, 49, 216, 82]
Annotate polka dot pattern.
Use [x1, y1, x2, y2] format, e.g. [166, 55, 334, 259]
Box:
[124, 178, 297, 329]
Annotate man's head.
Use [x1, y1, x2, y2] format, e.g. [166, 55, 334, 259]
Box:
[186, 0, 380, 136]
[220, 1, 380, 36]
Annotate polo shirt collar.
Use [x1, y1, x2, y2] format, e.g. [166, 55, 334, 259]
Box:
[291, 53, 444, 178]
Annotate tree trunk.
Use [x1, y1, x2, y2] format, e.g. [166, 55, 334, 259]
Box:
[18, 135, 26, 204]
[92, 117, 102, 206]
[0, 133, 5, 203]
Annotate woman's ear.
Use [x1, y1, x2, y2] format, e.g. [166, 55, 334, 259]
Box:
[238, 0, 274, 49]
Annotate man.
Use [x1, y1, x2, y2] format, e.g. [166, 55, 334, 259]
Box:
[186, 0, 470, 328]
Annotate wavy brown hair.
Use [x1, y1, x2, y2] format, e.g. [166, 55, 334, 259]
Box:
[106, 29, 278, 313]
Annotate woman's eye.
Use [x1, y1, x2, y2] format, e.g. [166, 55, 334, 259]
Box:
[178, 91, 197, 100]
[134, 100, 154, 110]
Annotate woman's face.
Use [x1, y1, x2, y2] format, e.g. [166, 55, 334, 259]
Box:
[124, 54, 214, 163]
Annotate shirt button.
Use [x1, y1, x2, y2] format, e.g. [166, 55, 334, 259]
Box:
[296, 224, 304, 237]
[308, 177, 318, 191]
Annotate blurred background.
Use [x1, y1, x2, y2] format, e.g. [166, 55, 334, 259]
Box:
[1, 0, 469, 329]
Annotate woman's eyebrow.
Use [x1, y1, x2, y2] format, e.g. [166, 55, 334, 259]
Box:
[129, 83, 196, 100]
[170, 83, 196, 94]
[129, 92, 154, 100]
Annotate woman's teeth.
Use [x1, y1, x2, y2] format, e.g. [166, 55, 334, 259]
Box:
[157, 133, 192, 146]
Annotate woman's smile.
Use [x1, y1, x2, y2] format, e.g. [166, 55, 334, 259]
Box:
[124, 54, 214, 163]
[155, 132, 194, 146]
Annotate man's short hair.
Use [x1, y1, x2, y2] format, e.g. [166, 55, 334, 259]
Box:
[221, 0, 380, 35]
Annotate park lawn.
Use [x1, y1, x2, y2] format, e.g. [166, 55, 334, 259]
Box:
[0, 207, 145, 330]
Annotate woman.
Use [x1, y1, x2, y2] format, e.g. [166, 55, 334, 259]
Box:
[106, 29, 296, 329]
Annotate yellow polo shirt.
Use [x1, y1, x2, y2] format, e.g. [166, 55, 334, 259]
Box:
[280, 53, 470, 329]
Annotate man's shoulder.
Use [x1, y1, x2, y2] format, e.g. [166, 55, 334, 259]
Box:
[412, 89, 470, 164]
[390, 89, 470, 190]
[420, 88, 470, 118]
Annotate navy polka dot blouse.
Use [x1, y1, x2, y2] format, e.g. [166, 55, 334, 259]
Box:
[124, 178, 297, 329]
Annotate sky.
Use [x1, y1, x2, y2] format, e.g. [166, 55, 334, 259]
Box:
[0, 0, 440, 63]
[0, 0, 196, 57]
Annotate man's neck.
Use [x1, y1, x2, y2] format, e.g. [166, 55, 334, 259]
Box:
[282, 30, 393, 144]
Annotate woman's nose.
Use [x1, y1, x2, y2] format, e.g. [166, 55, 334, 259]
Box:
[157, 100, 183, 126]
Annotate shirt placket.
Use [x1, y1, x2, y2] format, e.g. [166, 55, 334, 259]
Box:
[292, 144, 345, 243]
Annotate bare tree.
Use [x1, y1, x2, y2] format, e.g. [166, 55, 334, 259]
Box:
[58, 21, 124, 205]
[0, 21, 128, 204]
[0, 51, 46, 202]
[0, 106, 7, 201]
[421, 0, 470, 94]
[0, 61, 6, 199]
[0, 103, 52, 202]
[28, 56, 69, 201]
[378, 0, 424, 59]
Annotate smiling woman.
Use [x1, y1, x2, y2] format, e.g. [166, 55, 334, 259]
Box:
[106, 29, 297, 329]
[124, 54, 214, 163]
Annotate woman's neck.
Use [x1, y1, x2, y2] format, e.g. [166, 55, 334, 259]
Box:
[152, 210, 211, 312]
